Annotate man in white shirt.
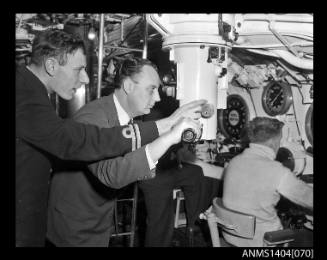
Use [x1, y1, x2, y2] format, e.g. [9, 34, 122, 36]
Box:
[46, 57, 204, 247]
[222, 117, 313, 247]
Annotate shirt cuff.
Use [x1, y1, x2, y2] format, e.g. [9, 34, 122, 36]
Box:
[145, 144, 158, 170]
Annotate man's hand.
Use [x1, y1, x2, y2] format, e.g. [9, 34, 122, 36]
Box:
[156, 99, 207, 135]
[168, 117, 202, 145]
[146, 118, 201, 166]
[170, 99, 207, 122]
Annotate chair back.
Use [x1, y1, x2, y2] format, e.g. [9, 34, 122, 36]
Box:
[212, 197, 256, 239]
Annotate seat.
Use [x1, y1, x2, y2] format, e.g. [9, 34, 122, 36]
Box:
[111, 182, 138, 247]
[200, 197, 295, 247]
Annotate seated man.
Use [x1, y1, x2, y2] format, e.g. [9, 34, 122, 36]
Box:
[222, 117, 313, 247]
[139, 138, 224, 247]
[46, 57, 204, 247]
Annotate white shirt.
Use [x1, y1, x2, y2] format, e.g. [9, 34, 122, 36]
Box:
[113, 94, 157, 170]
[222, 143, 313, 246]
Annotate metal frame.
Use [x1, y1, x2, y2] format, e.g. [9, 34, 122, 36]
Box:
[111, 183, 138, 247]
[96, 14, 148, 99]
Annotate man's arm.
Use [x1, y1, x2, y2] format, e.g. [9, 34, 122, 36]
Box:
[88, 117, 202, 188]
[16, 97, 157, 161]
[277, 170, 313, 210]
[16, 84, 205, 162]
[88, 146, 152, 189]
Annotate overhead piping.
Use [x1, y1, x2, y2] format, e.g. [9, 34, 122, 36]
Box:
[142, 14, 148, 59]
[232, 42, 313, 49]
[271, 49, 313, 70]
[246, 49, 313, 70]
[269, 21, 299, 57]
[241, 13, 313, 23]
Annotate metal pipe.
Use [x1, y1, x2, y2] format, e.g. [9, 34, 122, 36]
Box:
[246, 48, 280, 57]
[238, 32, 313, 41]
[104, 45, 143, 52]
[272, 49, 313, 70]
[142, 14, 148, 59]
[232, 41, 313, 49]
[276, 60, 303, 85]
[269, 21, 299, 57]
[120, 17, 124, 42]
[96, 14, 105, 99]
[246, 49, 313, 70]
[242, 13, 313, 23]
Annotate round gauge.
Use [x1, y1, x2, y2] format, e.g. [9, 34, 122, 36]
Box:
[305, 103, 313, 146]
[217, 94, 249, 140]
[262, 81, 293, 116]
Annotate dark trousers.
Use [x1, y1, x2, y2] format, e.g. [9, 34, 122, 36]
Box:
[139, 163, 220, 247]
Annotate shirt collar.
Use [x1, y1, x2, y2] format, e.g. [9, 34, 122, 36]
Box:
[113, 93, 131, 125]
[249, 143, 276, 160]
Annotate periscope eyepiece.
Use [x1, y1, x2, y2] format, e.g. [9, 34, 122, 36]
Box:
[182, 127, 203, 143]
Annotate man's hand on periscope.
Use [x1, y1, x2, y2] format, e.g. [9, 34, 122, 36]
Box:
[156, 99, 207, 135]
[170, 99, 207, 122]
[168, 117, 202, 145]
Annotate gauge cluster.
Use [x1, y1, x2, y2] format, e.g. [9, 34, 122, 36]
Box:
[217, 94, 249, 140]
[262, 81, 293, 116]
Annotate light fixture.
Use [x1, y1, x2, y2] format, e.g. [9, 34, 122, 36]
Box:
[88, 26, 96, 40]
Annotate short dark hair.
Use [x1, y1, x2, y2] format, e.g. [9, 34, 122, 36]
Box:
[247, 117, 284, 143]
[113, 57, 159, 88]
[30, 29, 86, 66]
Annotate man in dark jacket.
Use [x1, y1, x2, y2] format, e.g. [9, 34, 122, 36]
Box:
[16, 29, 206, 247]
[46, 58, 202, 246]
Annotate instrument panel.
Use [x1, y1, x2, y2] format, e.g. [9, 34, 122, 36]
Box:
[305, 103, 313, 146]
[262, 81, 293, 116]
[217, 94, 249, 140]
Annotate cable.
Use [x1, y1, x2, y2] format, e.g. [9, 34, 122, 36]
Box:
[290, 90, 307, 151]
[233, 42, 313, 49]
[246, 86, 258, 117]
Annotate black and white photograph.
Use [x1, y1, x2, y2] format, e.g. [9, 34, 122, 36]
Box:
[15, 13, 313, 249]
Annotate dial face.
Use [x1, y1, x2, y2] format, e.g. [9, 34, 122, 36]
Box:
[305, 103, 313, 146]
[218, 94, 249, 139]
[262, 81, 293, 116]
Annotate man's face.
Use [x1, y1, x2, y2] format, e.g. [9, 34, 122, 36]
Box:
[51, 48, 89, 100]
[127, 65, 161, 117]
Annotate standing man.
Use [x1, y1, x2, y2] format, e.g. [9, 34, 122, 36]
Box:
[222, 117, 313, 247]
[46, 57, 203, 247]
[16, 29, 206, 247]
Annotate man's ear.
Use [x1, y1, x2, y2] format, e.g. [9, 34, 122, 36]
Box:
[122, 78, 135, 94]
[44, 57, 59, 77]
